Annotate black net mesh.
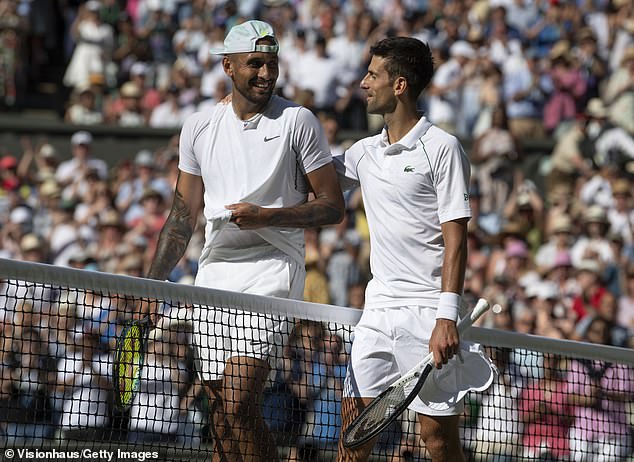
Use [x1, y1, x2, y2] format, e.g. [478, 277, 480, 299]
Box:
[0, 260, 633, 461]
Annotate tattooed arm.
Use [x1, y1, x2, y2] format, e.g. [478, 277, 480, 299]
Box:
[226, 162, 344, 229]
[147, 171, 204, 281]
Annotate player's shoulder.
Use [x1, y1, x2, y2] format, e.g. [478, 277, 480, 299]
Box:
[423, 123, 464, 152]
[267, 95, 312, 119]
[347, 132, 384, 153]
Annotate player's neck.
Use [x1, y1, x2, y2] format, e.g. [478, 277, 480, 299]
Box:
[231, 93, 271, 120]
[383, 105, 420, 145]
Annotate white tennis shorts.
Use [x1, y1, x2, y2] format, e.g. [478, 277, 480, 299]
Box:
[344, 305, 466, 416]
[192, 251, 304, 381]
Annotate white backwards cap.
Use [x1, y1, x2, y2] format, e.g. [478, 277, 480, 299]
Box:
[210, 20, 279, 55]
[417, 342, 497, 411]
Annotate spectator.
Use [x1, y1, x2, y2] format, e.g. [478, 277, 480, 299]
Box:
[63, 1, 114, 92]
[55, 131, 108, 188]
[115, 149, 171, 223]
[617, 265, 634, 334]
[471, 105, 520, 226]
[428, 40, 476, 134]
[472, 348, 522, 462]
[607, 178, 634, 247]
[149, 84, 195, 128]
[502, 47, 547, 139]
[128, 62, 161, 113]
[518, 354, 572, 461]
[542, 41, 587, 135]
[603, 46, 634, 135]
[128, 327, 191, 444]
[293, 35, 339, 113]
[56, 329, 111, 441]
[571, 259, 608, 322]
[64, 87, 104, 125]
[570, 206, 615, 270]
[536, 216, 574, 272]
[113, 81, 146, 127]
[583, 98, 634, 169]
[5, 328, 53, 445]
[567, 316, 634, 462]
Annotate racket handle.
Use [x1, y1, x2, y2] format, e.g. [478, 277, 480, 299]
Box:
[457, 298, 489, 333]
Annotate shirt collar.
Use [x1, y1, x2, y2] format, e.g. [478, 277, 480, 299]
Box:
[381, 116, 432, 156]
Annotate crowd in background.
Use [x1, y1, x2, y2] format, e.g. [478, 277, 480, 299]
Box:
[0, 0, 634, 460]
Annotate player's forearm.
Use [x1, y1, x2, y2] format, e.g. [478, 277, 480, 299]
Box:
[147, 190, 196, 281]
[440, 223, 468, 294]
[266, 194, 344, 228]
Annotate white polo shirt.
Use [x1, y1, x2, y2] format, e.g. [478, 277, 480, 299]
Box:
[335, 117, 471, 309]
[179, 96, 332, 267]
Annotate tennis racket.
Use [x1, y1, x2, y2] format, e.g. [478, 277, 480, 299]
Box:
[342, 298, 491, 448]
[113, 316, 152, 411]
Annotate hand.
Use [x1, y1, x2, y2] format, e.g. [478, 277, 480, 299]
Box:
[138, 299, 161, 327]
[428, 319, 460, 369]
[226, 202, 270, 229]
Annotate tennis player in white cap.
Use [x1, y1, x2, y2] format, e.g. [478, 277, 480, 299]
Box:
[335, 37, 495, 461]
[145, 19, 344, 461]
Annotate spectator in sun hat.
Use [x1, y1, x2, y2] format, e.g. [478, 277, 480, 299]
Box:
[55, 131, 108, 189]
[570, 205, 615, 269]
[19, 233, 48, 263]
[87, 209, 127, 273]
[535, 215, 574, 272]
[64, 85, 104, 125]
[543, 250, 577, 305]
[583, 97, 634, 168]
[114, 81, 146, 127]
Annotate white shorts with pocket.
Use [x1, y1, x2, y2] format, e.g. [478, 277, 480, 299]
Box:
[192, 251, 304, 381]
[344, 305, 465, 416]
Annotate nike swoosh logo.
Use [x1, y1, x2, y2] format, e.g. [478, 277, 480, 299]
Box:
[264, 135, 281, 142]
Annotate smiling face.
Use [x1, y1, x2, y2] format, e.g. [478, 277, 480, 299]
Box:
[224, 38, 279, 111]
[360, 55, 398, 115]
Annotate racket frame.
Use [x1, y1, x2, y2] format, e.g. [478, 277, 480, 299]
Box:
[113, 317, 151, 411]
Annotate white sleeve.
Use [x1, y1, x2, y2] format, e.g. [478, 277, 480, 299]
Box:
[178, 111, 209, 176]
[292, 107, 333, 175]
[433, 135, 472, 223]
[333, 141, 363, 191]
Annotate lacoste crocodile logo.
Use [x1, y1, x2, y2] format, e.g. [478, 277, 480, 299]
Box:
[404, 165, 415, 172]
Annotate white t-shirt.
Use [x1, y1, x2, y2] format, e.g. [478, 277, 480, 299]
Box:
[178, 96, 332, 267]
[335, 117, 471, 308]
[428, 59, 462, 126]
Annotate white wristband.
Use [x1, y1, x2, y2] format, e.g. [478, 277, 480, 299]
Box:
[436, 292, 461, 322]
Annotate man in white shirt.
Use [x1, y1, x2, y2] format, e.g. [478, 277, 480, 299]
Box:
[335, 37, 482, 462]
[427, 41, 475, 134]
[55, 131, 108, 187]
[145, 20, 344, 461]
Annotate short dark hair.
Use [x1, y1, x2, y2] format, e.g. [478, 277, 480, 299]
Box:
[369, 37, 434, 99]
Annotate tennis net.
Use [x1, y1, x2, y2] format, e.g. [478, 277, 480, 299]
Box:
[0, 257, 633, 461]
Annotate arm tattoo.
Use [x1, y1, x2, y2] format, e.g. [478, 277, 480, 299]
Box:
[147, 189, 195, 280]
[267, 191, 343, 228]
